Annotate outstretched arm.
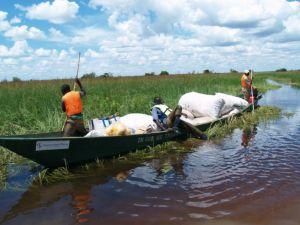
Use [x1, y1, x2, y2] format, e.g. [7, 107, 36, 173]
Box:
[75, 78, 86, 96]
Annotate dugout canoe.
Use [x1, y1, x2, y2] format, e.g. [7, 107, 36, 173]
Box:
[0, 96, 261, 168]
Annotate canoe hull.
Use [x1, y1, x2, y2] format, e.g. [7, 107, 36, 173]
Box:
[0, 131, 180, 167]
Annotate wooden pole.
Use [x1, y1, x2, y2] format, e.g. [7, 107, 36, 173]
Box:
[73, 52, 81, 91]
[250, 69, 255, 113]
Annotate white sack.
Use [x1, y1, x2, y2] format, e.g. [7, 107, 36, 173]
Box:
[119, 113, 158, 133]
[181, 116, 215, 126]
[181, 109, 194, 119]
[105, 122, 132, 136]
[178, 92, 225, 119]
[221, 108, 241, 118]
[85, 116, 120, 137]
[88, 116, 120, 131]
[85, 130, 105, 137]
[215, 93, 249, 115]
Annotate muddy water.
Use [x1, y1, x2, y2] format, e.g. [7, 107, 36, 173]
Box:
[1, 83, 300, 225]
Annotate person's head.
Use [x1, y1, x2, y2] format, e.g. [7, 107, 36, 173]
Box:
[153, 96, 163, 105]
[244, 69, 250, 76]
[61, 84, 71, 95]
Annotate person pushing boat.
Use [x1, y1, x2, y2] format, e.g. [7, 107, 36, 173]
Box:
[151, 96, 182, 132]
[241, 69, 252, 102]
[151, 97, 207, 140]
[241, 69, 259, 104]
[61, 78, 87, 137]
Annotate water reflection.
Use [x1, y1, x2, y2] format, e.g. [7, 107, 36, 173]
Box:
[241, 125, 257, 147]
[71, 186, 93, 223]
[0, 162, 139, 225]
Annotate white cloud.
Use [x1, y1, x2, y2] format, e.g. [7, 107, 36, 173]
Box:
[89, 0, 137, 10]
[0, 41, 30, 57]
[0, 11, 8, 21]
[0, 11, 10, 31]
[3, 58, 18, 65]
[71, 26, 112, 44]
[20, 0, 79, 24]
[283, 13, 300, 34]
[48, 27, 68, 42]
[1, 0, 300, 80]
[4, 25, 45, 41]
[84, 49, 101, 58]
[10, 16, 21, 24]
[35, 48, 53, 57]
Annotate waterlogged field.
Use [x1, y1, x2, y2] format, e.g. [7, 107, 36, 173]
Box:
[0, 72, 296, 178]
[1, 72, 300, 225]
[266, 71, 300, 87]
[0, 72, 281, 135]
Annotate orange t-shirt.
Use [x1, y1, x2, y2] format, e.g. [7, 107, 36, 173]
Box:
[62, 91, 83, 116]
[241, 74, 251, 89]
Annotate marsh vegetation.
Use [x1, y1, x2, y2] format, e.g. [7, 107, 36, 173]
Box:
[0, 71, 299, 187]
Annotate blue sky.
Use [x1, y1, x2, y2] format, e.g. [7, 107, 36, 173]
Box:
[0, 0, 299, 80]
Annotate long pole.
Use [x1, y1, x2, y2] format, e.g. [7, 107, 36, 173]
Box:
[73, 52, 81, 90]
[62, 52, 81, 132]
[250, 69, 255, 113]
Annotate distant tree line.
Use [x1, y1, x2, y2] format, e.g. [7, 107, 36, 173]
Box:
[81, 72, 113, 79]
[2, 68, 300, 84]
[275, 68, 287, 72]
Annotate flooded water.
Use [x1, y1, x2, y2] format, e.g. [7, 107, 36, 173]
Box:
[1, 83, 300, 225]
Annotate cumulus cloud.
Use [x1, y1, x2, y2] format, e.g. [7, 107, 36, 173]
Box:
[18, 0, 79, 24]
[10, 16, 21, 24]
[4, 25, 45, 41]
[89, 0, 300, 39]
[48, 27, 68, 42]
[0, 11, 11, 31]
[0, 41, 31, 57]
[1, 0, 300, 80]
[71, 26, 112, 45]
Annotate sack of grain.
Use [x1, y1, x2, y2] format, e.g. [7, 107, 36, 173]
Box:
[105, 122, 132, 136]
[215, 93, 249, 115]
[178, 92, 225, 119]
[120, 113, 158, 133]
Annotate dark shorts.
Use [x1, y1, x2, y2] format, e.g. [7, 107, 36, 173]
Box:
[63, 118, 87, 137]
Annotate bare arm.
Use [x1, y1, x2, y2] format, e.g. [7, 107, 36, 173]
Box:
[61, 101, 66, 112]
[75, 78, 86, 96]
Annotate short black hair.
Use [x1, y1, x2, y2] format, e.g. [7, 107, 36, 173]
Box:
[153, 96, 163, 104]
[61, 84, 71, 95]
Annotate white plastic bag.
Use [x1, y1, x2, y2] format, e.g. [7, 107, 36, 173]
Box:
[181, 116, 215, 126]
[105, 122, 132, 136]
[119, 113, 158, 133]
[84, 130, 105, 137]
[178, 92, 225, 119]
[215, 93, 249, 115]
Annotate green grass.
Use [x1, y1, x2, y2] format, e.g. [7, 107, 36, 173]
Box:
[206, 106, 282, 139]
[0, 72, 280, 135]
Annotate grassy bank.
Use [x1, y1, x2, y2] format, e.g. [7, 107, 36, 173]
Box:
[258, 71, 300, 87]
